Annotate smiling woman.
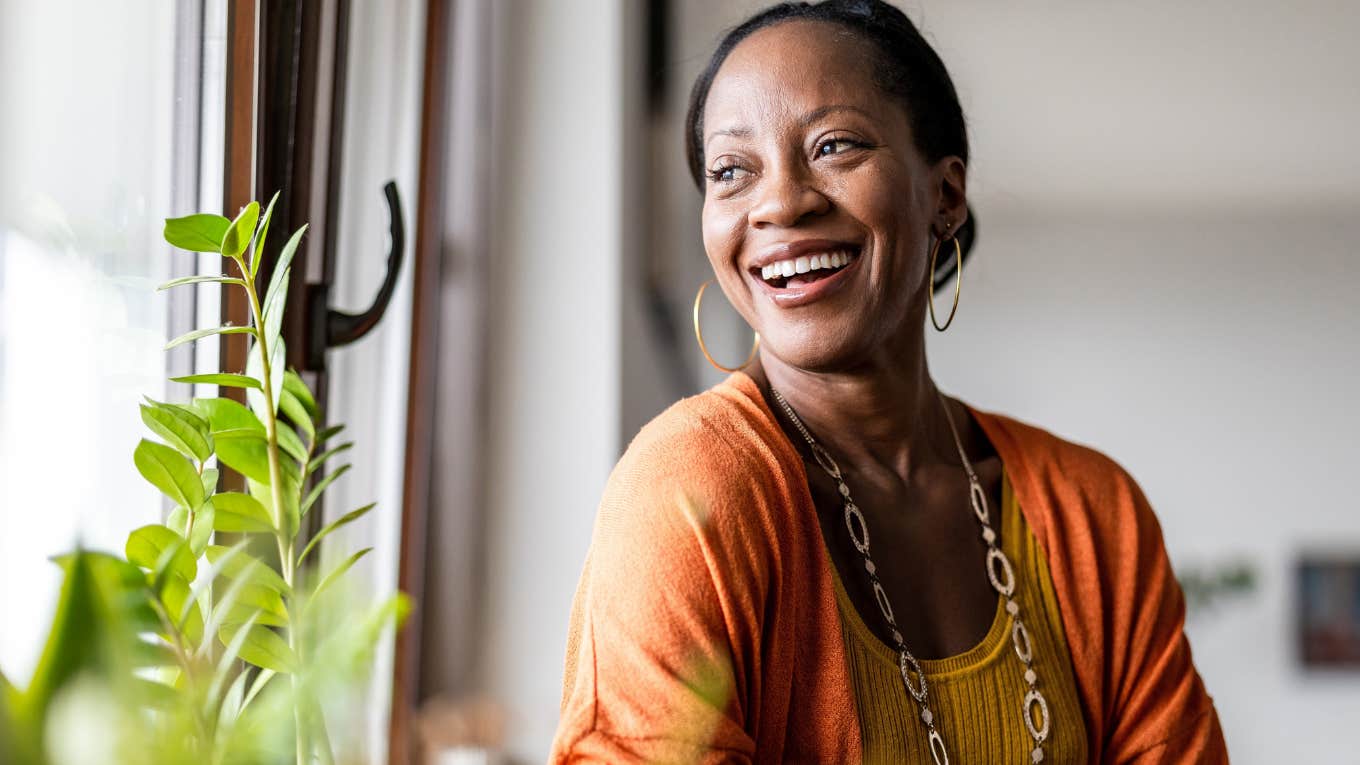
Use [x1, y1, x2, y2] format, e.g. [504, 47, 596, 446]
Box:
[551, 1, 1227, 764]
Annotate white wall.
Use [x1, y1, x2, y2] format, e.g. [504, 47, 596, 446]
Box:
[478, 0, 625, 760]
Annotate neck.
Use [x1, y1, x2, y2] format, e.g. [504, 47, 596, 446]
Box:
[751, 332, 962, 484]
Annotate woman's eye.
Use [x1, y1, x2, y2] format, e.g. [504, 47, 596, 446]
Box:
[817, 138, 860, 157]
[708, 165, 750, 183]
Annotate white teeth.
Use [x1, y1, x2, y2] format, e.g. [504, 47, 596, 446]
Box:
[759, 250, 856, 283]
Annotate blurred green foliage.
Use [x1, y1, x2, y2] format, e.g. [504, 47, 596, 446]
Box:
[0, 196, 407, 764]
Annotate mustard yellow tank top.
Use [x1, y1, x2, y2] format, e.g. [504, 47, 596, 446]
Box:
[830, 471, 1088, 763]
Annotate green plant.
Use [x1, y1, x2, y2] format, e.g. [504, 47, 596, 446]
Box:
[0, 196, 407, 765]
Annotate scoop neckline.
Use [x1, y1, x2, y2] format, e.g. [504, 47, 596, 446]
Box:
[824, 472, 1019, 683]
[724, 370, 1019, 680]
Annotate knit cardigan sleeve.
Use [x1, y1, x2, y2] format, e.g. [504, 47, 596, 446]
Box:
[550, 399, 770, 763]
[973, 409, 1229, 764]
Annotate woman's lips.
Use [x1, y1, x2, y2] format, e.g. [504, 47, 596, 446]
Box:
[750, 247, 863, 308]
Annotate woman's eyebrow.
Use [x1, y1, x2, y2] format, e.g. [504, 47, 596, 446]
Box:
[705, 125, 753, 149]
[703, 105, 874, 151]
[799, 104, 874, 127]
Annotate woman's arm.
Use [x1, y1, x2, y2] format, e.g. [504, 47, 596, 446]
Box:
[1098, 470, 1229, 764]
[551, 441, 763, 763]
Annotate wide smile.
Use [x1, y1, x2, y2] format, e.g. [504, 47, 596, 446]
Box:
[749, 244, 863, 308]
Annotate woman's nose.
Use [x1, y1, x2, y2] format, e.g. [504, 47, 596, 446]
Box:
[747, 164, 830, 229]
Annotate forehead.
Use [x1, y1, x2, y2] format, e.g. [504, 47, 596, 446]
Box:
[704, 20, 886, 137]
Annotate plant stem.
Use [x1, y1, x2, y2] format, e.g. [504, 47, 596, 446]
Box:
[194, 460, 215, 664]
[236, 255, 307, 764]
[151, 597, 213, 745]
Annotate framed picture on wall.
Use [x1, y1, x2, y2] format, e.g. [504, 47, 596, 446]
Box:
[1298, 554, 1360, 667]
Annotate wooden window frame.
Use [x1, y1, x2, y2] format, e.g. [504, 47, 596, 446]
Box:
[220, 1, 452, 761]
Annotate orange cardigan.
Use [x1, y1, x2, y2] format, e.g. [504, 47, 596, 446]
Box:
[552, 373, 1227, 763]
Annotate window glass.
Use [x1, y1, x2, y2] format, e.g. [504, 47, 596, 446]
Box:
[0, 1, 217, 682]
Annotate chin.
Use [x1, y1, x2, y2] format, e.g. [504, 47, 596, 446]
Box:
[759, 320, 876, 375]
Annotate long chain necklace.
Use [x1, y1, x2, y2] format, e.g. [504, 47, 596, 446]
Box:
[770, 388, 1052, 765]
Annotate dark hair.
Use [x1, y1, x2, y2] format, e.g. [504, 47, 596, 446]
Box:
[684, 0, 977, 277]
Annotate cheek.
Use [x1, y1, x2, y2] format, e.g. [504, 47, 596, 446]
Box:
[852, 168, 929, 284]
[700, 196, 744, 270]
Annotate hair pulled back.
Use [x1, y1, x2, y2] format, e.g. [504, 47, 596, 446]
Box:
[684, 0, 977, 264]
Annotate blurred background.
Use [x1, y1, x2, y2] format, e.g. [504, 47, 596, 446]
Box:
[0, 0, 1356, 763]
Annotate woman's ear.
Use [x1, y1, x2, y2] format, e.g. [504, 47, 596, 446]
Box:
[936, 156, 968, 232]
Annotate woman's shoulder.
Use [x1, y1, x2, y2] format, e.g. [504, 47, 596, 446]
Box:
[973, 407, 1146, 503]
[616, 374, 784, 484]
[972, 406, 1168, 580]
[599, 375, 795, 536]
[588, 376, 797, 602]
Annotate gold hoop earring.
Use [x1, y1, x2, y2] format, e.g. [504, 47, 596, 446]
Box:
[693, 280, 760, 373]
[928, 232, 963, 332]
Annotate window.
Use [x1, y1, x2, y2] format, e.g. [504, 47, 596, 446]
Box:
[0, 1, 223, 681]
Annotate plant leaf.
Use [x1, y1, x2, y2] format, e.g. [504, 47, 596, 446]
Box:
[134, 439, 205, 510]
[276, 423, 308, 464]
[282, 369, 318, 419]
[160, 574, 205, 643]
[218, 624, 296, 674]
[165, 324, 253, 350]
[48, 551, 158, 631]
[211, 492, 274, 533]
[306, 441, 353, 476]
[264, 225, 308, 313]
[140, 401, 213, 462]
[217, 599, 288, 628]
[179, 540, 248, 629]
[130, 636, 178, 669]
[301, 464, 350, 517]
[213, 429, 273, 484]
[23, 552, 142, 721]
[195, 547, 261, 660]
[125, 525, 197, 584]
[311, 547, 372, 603]
[187, 501, 215, 557]
[201, 467, 220, 495]
[209, 611, 260, 709]
[194, 397, 265, 434]
[206, 545, 289, 595]
[234, 583, 288, 620]
[299, 502, 374, 564]
[170, 373, 262, 390]
[217, 665, 250, 729]
[262, 266, 288, 355]
[279, 388, 315, 441]
[240, 667, 276, 709]
[249, 190, 281, 278]
[269, 337, 287, 418]
[157, 274, 246, 291]
[164, 213, 230, 253]
[221, 201, 260, 259]
[167, 505, 188, 536]
[249, 475, 300, 539]
[245, 336, 286, 418]
[316, 423, 345, 444]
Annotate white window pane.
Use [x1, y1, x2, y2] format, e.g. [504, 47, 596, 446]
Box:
[0, 1, 182, 683]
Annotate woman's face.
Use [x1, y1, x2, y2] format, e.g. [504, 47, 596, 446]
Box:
[700, 20, 966, 373]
